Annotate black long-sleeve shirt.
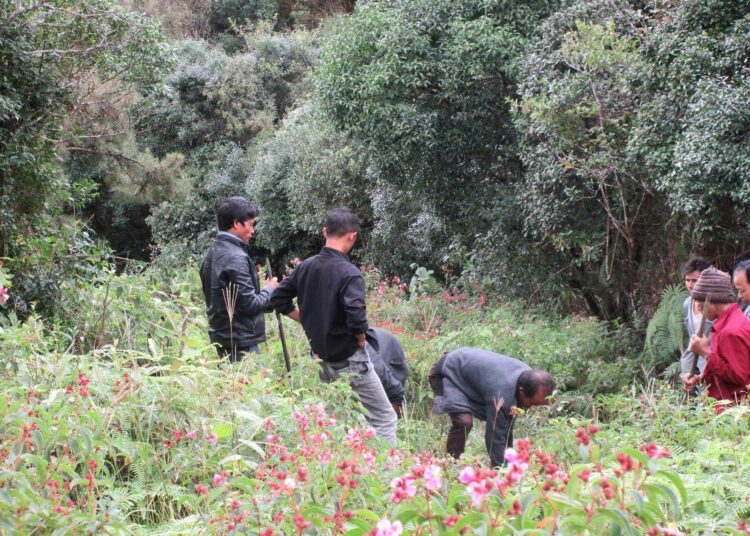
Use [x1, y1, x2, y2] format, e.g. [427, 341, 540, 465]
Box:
[270, 247, 369, 362]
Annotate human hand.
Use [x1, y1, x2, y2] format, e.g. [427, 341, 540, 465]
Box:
[683, 372, 701, 392]
[266, 277, 279, 290]
[689, 335, 710, 357]
[391, 403, 403, 419]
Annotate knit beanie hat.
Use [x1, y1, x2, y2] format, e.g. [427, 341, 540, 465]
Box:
[691, 266, 735, 303]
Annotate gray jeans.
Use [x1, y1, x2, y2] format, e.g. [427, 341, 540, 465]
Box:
[319, 347, 398, 446]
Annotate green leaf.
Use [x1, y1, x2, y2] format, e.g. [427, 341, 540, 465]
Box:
[545, 491, 584, 509]
[212, 423, 234, 440]
[656, 470, 688, 506]
[594, 508, 638, 536]
[451, 512, 484, 531]
[643, 483, 681, 519]
[231, 476, 258, 494]
[430, 494, 447, 517]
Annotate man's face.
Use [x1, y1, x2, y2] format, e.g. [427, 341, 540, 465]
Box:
[699, 301, 722, 321]
[735, 269, 750, 305]
[684, 270, 700, 292]
[518, 387, 552, 408]
[231, 217, 256, 244]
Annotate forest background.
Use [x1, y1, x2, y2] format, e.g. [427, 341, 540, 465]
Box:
[3, 0, 750, 324]
[1, 0, 750, 534]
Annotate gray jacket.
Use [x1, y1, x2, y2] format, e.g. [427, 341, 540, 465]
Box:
[433, 348, 529, 466]
[681, 297, 711, 377]
[199, 233, 272, 349]
[366, 327, 408, 405]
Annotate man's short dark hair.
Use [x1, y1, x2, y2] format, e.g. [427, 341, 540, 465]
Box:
[682, 257, 711, 276]
[734, 259, 750, 282]
[325, 208, 359, 237]
[217, 197, 259, 231]
[517, 369, 555, 398]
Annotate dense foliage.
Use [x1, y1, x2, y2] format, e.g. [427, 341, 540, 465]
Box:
[2, 263, 749, 534]
[4, 0, 750, 321]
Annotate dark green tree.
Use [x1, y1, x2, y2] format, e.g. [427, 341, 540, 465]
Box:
[1, 0, 171, 315]
[315, 0, 559, 273]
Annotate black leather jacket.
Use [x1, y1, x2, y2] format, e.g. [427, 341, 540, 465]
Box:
[199, 233, 272, 349]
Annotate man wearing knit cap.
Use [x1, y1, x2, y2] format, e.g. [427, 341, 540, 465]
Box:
[684, 266, 750, 409]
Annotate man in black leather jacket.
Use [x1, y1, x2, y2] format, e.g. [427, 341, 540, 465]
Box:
[200, 197, 278, 361]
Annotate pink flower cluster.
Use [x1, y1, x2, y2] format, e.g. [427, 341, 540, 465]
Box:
[161, 429, 208, 449]
[369, 518, 403, 536]
[65, 372, 91, 398]
[458, 466, 498, 508]
[640, 441, 671, 459]
[0, 286, 8, 304]
[390, 463, 442, 503]
[646, 527, 685, 536]
[458, 439, 532, 508]
[575, 424, 600, 446]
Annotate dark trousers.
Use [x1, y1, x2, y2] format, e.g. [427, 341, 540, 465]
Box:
[429, 356, 473, 459]
[217, 343, 261, 363]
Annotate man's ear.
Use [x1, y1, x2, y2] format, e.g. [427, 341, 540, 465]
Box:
[323, 227, 329, 239]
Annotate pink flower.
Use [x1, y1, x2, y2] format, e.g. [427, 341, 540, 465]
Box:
[458, 466, 476, 484]
[575, 428, 591, 446]
[390, 475, 417, 503]
[467, 479, 493, 508]
[505, 461, 527, 484]
[640, 441, 671, 459]
[0, 287, 8, 304]
[423, 465, 441, 491]
[655, 527, 685, 536]
[292, 411, 309, 428]
[616, 452, 635, 473]
[370, 519, 403, 536]
[213, 471, 228, 487]
[504, 448, 519, 463]
[207, 432, 218, 445]
[187, 431, 196, 440]
[443, 515, 461, 527]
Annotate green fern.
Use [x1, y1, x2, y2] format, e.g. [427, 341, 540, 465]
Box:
[645, 284, 688, 362]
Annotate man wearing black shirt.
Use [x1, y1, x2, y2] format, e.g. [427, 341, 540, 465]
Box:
[270, 208, 397, 445]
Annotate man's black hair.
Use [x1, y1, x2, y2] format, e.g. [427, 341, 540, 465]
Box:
[325, 208, 360, 237]
[681, 257, 711, 276]
[734, 259, 750, 282]
[517, 369, 555, 398]
[217, 197, 259, 231]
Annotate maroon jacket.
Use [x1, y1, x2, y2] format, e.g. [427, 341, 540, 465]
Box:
[704, 304, 750, 408]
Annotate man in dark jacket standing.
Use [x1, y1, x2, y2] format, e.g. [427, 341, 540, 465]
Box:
[200, 197, 278, 361]
[429, 348, 555, 467]
[270, 208, 397, 446]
